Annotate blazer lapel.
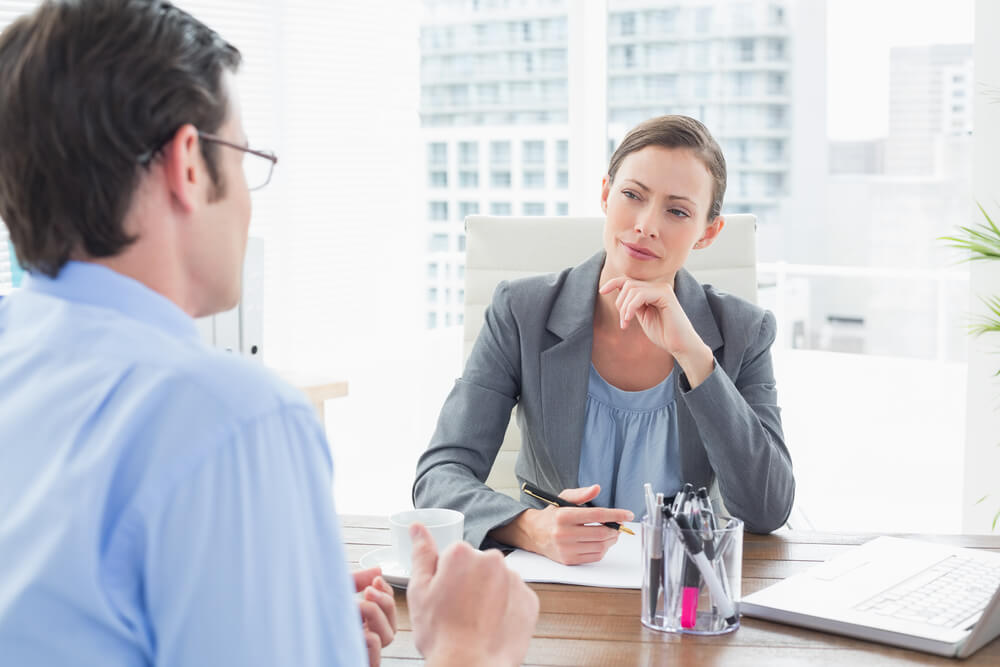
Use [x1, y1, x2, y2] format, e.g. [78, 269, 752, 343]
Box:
[540, 251, 604, 489]
[672, 267, 723, 485]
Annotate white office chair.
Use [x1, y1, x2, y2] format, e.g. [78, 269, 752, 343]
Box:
[463, 214, 758, 500]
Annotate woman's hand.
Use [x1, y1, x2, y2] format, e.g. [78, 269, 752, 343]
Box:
[599, 276, 715, 387]
[490, 485, 633, 565]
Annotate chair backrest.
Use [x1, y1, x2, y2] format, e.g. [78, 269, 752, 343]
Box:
[463, 214, 758, 498]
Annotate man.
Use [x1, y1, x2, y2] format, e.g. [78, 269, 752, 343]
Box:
[0, 1, 538, 666]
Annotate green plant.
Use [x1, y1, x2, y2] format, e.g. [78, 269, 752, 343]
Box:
[940, 203, 1000, 372]
[940, 203, 1000, 530]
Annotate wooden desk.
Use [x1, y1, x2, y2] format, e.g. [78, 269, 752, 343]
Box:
[342, 515, 1000, 666]
[274, 369, 348, 427]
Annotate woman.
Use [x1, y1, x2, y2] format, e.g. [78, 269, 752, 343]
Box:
[413, 115, 794, 565]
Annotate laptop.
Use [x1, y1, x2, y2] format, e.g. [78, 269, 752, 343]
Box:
[740, 536, 1000, 658]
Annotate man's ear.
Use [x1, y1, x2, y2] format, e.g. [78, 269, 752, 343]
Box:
[161, 124, 203, 213]
[695, 215, 726, 249]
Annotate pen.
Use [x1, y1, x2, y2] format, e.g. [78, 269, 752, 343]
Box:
[668, 508, 739, 627]
[521, 482, 636, 535]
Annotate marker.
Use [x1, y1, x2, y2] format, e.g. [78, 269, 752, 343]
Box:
[669, 508, 739, 627]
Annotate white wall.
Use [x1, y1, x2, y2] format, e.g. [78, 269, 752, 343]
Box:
[962, 0, 1000, 532]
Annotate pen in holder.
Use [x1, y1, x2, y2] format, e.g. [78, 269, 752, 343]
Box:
[641, 513, 743, 635]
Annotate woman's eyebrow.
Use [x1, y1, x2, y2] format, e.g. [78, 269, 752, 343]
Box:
[623, 178, 696, 206]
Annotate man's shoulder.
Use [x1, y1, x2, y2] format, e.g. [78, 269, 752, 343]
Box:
[164, 343, 311, 423]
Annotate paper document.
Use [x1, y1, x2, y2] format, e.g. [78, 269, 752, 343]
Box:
[504, 522, 642, 589]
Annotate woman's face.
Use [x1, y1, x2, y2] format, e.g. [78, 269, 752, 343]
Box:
[600, 145, 723, 283]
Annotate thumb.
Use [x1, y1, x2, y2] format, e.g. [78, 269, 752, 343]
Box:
[559, 484, 601, 505]
[407, 522, 438, 588]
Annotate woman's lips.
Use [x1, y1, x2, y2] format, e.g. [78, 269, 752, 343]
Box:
[622, 240, 659, 260]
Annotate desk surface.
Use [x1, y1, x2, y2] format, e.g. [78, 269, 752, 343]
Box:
[342, 515, 1000, 666]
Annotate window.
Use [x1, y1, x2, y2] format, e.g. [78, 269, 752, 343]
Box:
[556, 139, 569, 164]
[617, 12, 635, 36]
[522, 202, 545, 216]
[459, 170, 479, 187]
[767, 72, 786, 95]
[522, 140, 545, 164]
[427, 287, 438, 303]
[523, 170, 545, 188]
[429, 170, 447, 187]
[458, 141, 478, 165]
[490, 140, 511, 164]
[695, 7, 713, 33]
[428, 233, 449, 252]
[647, 74, 678, 98]
[556, 202, 569, 215]
[457, 234, 466, 251]
[427, 262, 438, 279]
[557, 170, 568, 189]
[458, 201, 480, 220]
[490, 201, 512, 215]
[737, 39, 755, 63]
[491, 170, 511, 188]
[457, 288, 465, 303]
[445, 312, 452, 326]
[428, 141, 447, 166]
[766, 38, 785, 61]
[426, 312, 437, 329]
[428, 201, 448, 221]
[768, 4, 785, 25]
[457, 265, 465, 280]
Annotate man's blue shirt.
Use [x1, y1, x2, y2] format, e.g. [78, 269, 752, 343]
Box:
[0, 261, 367, 666]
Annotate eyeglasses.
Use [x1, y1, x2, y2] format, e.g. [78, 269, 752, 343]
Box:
[137, 131, 278, 191]
[198, 132, 278, 191]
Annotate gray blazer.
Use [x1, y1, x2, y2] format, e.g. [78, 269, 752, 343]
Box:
[413, 251, 794, 548]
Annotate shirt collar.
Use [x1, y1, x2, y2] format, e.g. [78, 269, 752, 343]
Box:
[23, 261, 201, 341]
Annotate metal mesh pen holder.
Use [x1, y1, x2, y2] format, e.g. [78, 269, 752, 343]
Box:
[641, 514, 743, 635]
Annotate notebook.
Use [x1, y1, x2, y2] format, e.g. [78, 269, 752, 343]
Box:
[741, 536, 1000, 658]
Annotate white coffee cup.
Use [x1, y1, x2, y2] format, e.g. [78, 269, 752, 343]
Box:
[388, 508, 464, 574]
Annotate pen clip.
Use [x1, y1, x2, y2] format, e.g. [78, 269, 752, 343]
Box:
[521, 483, 560, 508]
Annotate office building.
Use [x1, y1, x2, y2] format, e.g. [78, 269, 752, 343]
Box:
[419, 0, 826, 329]
[828, 139, 886, 175]
[886, 44, 974, 176]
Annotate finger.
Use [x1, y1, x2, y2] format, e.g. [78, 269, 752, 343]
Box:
[621, 288, 652, 325]
[359, 599, 395, 648]
[364, 582, 398, 634]
[407, 522, 438, 589]
[598, 276, 627, 294]
[556, 506, 633, 526]
[614, 280, 632, 313]
[373, 575, 394, 596]
[558, 484, 600, 505]
[364, 630, 381, 667]
[352, 566, 382, 592]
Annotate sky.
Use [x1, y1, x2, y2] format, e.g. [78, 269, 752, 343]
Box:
[826, 0, 975, 140]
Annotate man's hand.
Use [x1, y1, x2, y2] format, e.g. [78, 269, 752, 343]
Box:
[353, 567, 397, 667]
[407, 523, 539, 667]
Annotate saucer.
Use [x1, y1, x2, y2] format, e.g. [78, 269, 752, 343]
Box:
[359, 546, 410, 589]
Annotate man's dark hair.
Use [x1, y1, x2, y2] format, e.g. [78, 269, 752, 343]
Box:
[0, 0, 241, 277]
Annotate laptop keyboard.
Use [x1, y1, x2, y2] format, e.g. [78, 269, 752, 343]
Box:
[855, 555, 1000, 628]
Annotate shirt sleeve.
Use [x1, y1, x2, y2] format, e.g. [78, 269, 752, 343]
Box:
[138, 404, 368, 667]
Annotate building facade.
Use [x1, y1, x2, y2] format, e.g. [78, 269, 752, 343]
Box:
[420, 0, 826, 328]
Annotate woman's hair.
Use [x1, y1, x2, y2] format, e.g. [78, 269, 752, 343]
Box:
[607, 115, 727, 221]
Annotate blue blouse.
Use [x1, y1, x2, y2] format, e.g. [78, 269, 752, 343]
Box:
[577, 363, 683, 517]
